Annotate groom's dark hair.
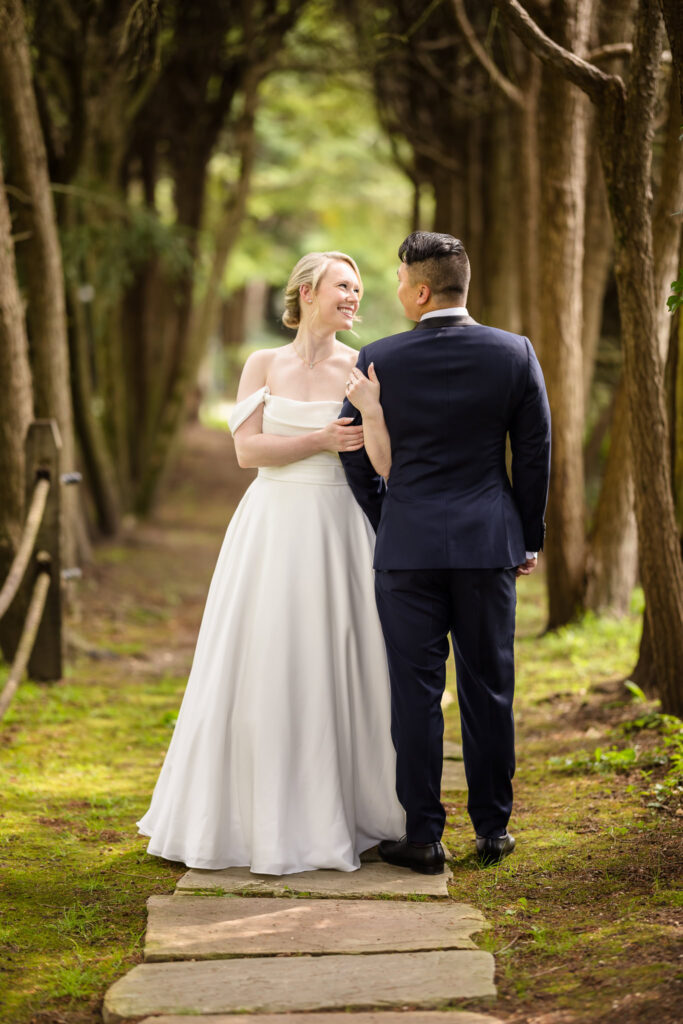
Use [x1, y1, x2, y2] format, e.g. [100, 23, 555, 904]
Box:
[399, 232, 471, 301]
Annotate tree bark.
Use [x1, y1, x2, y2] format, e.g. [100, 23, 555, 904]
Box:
[630, 609, 656, 693]
[601, 2, 683, 716]
[583, 0, 639, 615]
[581, 126, 613, 398]
[0, 0, 82, 567]
[0, 149, 34, 660]
[657, 0, 683, 105]
[498, 0, 683, 714]
[629, 66, 683, 683]
[465, 118, 485, 320]
[537, 0, 592, 629]
[188, 69, 259, 380]
[66, 276, 122, 536]
[585, 379, 638, 613]
[432, 148, 467, 238]
[517, 56, 542, 347]
[653, 79, 683, 362]
[675, 310, 683, 535]
[481, 108, 522, 333]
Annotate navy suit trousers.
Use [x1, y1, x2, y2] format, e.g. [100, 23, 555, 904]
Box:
[374, 567, 517, 842]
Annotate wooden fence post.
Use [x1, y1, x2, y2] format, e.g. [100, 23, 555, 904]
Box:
[24, 420, 62, 681]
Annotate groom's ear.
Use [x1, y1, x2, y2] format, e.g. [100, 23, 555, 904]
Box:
[416, 283, 431, 306]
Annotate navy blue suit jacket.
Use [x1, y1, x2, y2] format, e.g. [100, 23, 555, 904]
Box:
[339, 315, 551, 570]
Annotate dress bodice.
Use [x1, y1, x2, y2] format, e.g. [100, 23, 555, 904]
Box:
[228, 386, 347, 486]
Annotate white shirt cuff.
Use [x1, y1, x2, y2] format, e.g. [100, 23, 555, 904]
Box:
[525, 551, 538, 560]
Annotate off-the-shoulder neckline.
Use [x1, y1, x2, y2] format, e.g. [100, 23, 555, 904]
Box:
[264, 391, 342, 405]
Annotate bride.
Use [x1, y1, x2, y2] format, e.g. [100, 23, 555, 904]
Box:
[137, 250, 406, 874]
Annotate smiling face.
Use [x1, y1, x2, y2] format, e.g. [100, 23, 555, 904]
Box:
[302, 258, 361, 332]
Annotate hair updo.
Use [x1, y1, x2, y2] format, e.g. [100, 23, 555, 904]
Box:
[282, 251, 363, 329]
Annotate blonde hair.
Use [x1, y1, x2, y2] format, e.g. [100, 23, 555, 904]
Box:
[282, 251, 363, 329]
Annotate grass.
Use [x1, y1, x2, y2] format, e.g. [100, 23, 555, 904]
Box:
[1, 422, 681, 1023]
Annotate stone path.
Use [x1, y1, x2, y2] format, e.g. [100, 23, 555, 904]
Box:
[144, 896, 486, 959]
[138, 1017, 500, 1024]
[104, 746, 502, 1023]
[175, 860, 451, 898]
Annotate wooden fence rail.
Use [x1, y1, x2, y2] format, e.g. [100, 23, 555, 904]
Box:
[0, 478, 51, 620]
[0, 420, 80, 723]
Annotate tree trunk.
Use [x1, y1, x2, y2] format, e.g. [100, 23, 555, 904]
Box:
[517, 55, 542, 348]
[630, 609, 656, 693]
[538, 0, 592, 629]
[657, 0, 683, 104]
[132, 147, 213, 514]
[581, 126, 613, 397]
[675, 309, 683, 534]
[0, 0, 83, 567]
[581, 0, 634, 395]
[587, 33, 680, 617]
[432, 150, 467, 237]
[481, 108, 522, 333]
[66, 278, 122, 536]
[465, 118, 485, 320]
[497, 0, 683, 713]
[629, 72, 683, 672]
[585, 379, 638, 612]
[0, 149, 34, 661]
[601, 1, 683, 716]
[653, 80, 683, 361]
[189, 69, 259, 375]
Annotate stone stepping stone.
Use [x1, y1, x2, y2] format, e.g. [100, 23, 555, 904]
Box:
[444, 739, 463, 759]
[176, 859, 452, 898]
[144, 896, 486, 960]
[442, 758, 467, 791]
[139, 1013, 503, 1024]
[102, 950, 496, 1022]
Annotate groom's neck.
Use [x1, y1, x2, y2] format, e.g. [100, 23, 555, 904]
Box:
[422, 292, 468, 313]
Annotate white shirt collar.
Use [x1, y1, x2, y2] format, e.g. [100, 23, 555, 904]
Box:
[420, 306, 469, 321]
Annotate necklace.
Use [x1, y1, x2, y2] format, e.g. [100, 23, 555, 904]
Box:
[293, 343, 335, 369]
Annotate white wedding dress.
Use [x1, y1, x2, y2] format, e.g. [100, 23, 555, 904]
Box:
[137, 388, 405, 874]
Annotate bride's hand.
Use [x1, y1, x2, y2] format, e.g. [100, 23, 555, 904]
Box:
[345, 363, 381, 416]
[319, 417, 365, 453]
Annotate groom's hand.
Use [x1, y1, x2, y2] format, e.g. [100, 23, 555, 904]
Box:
[516, 556, 538, 577]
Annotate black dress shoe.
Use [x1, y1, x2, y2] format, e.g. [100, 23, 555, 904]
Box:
[476, 831, 515, 864]
[378, 836, 445, 875]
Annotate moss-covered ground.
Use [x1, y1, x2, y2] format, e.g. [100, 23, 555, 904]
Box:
[0, 422, 680, 1023]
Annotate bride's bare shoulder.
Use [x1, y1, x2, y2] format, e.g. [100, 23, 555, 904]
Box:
[236, 347, 283, 399]
[242, 346, 280, 371]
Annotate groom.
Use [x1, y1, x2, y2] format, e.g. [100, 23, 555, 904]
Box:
[339, 232, 551, 873]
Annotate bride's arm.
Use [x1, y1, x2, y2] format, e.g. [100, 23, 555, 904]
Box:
[232, 351, 364, 468]
[345, 363, 391, 479]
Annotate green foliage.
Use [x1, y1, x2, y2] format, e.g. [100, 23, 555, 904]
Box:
[60, 188, 193, 312]
[620, 712, 683, 804]
[666, 273, 683, 314]
[548, 745, 641, 774]
[624, 679, 648, 702]
[547, 711, 683, 808]
[207, 0, 415, 350]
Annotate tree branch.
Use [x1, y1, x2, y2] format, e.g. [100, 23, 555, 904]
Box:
[416, 34, 461, 52]
[587, 42, 671, 64]
[414, 48, 478, 104]
[494, 0, 615, 103]
[451, 0, 524, 107]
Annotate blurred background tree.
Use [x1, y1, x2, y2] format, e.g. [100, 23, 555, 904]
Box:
[0, 0, 681, 711]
